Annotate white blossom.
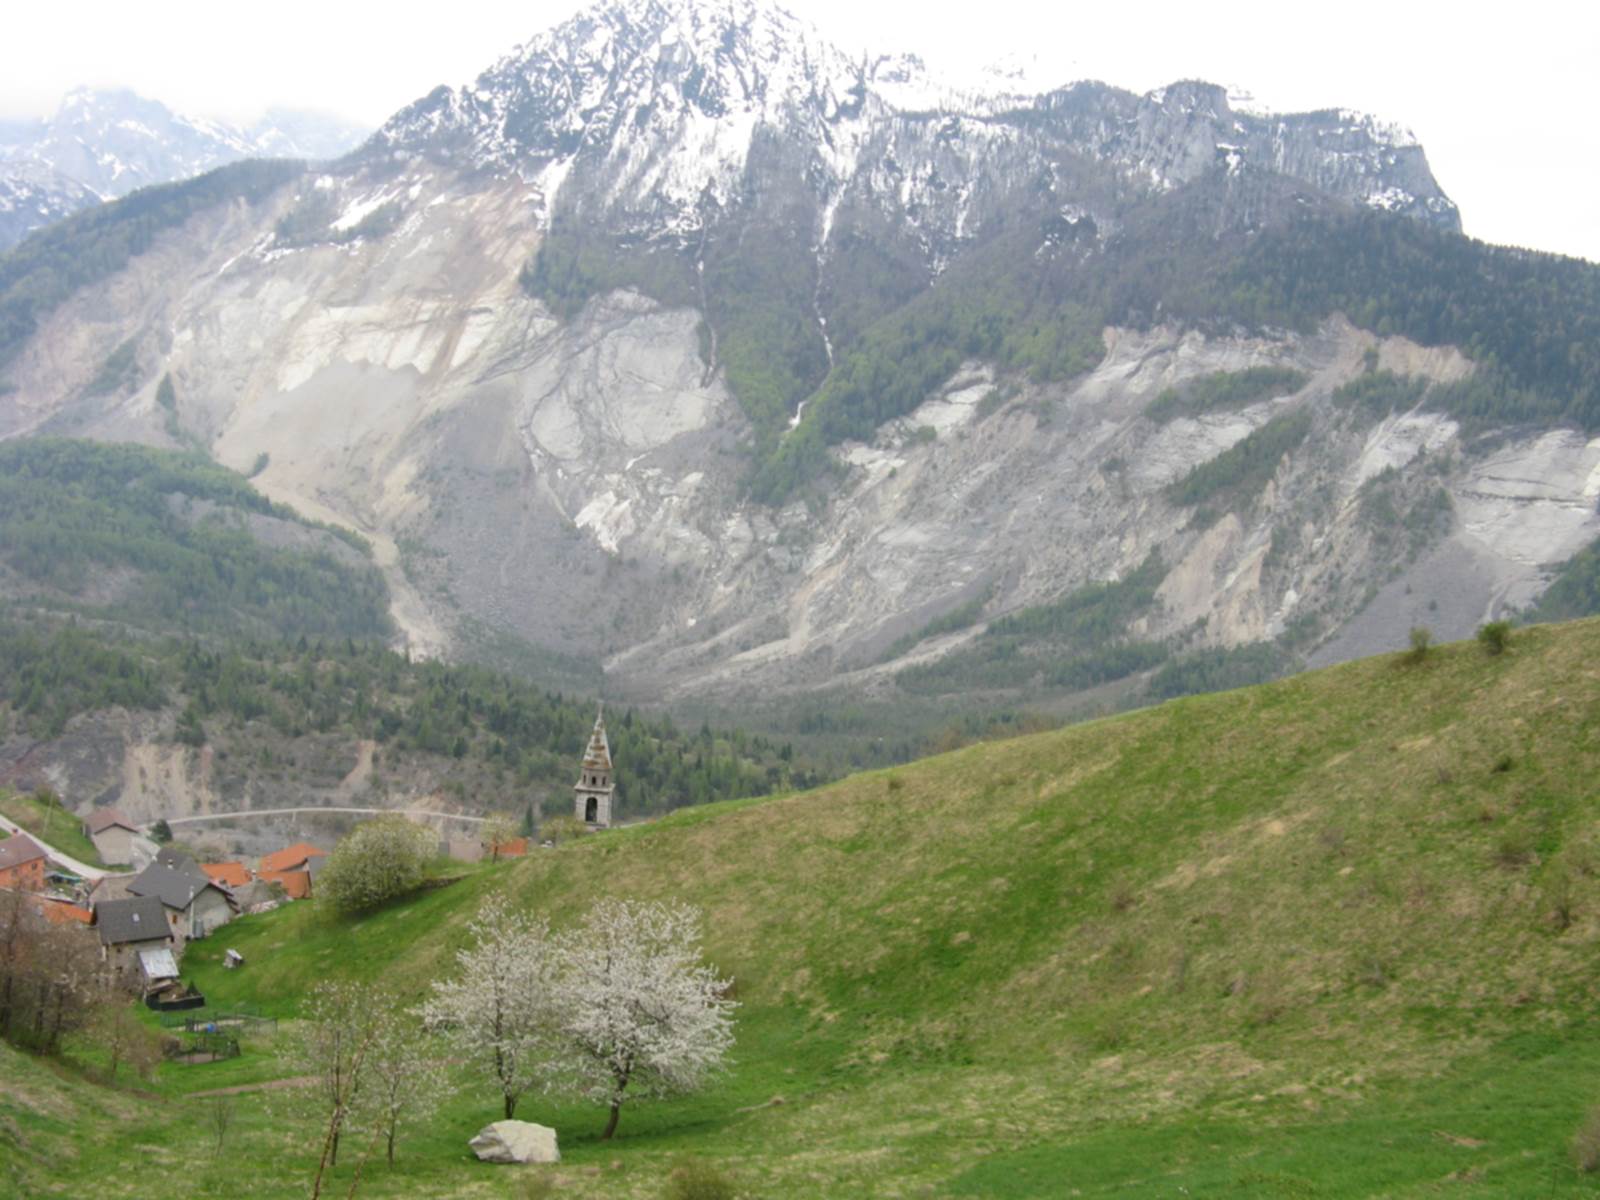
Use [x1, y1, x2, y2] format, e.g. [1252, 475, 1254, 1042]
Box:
[551, 898, 736, 1139]
[421, 897, 561, 1120]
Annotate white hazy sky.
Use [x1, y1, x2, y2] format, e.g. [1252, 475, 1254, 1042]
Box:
[4, 1, 1598, 262]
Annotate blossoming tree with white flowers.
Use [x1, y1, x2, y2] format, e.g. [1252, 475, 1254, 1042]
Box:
[552, 898, 736, 1140]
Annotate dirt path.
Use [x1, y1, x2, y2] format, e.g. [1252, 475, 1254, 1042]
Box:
[185, 1074, 317, 1098]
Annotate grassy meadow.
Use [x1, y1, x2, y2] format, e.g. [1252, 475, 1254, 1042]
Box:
[8, 618, 1600, 1196]
[0, 789, 106, 868]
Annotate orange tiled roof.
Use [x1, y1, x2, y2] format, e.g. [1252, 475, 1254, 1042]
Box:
[260, 843, 327, 874]
[492, 837, 529, 858]
[203, 862, 252, 888]
[37, 897, 92, 925]
[258, 868, 312, 900]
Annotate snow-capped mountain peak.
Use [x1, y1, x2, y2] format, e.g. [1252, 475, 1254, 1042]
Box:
[371, 0, 1457, 246]
[0, 87, 369, 251]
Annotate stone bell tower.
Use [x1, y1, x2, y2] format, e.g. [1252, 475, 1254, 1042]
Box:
[574, 705, 614, 829]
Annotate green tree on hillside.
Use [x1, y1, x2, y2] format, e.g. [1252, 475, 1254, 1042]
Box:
[317, 816, 436, 913]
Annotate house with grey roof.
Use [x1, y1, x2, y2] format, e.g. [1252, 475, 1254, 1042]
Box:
[126, 848, 235, 941]
[95, 895, 176, 975]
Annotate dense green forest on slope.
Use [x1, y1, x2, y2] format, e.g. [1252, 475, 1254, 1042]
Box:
[894, 553, 1170, 695]
[1528, 535, 1600, 624]
[0, 439, 390, 640]
[0, 613, 810, 816]
[1145, 366, 1309, 423]
[1164, 407, 1314, 522]
[0, 160, 302, 371]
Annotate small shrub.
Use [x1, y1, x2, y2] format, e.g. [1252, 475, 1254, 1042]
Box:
[885, 775, 905, 793]
[1491, 752, 1515, 774]
[1544, 871, 1576, 931]
[1406, 626, 1433, 663]
[1088, 1020, 1127, 1052]
[1477, 619, 1512, 655]
[1355, 956, 1390, 990]
[519, 1174, 560, 1200]
[1573, 1105, 1600, 1172]
[541, 814, 587, 845]
[1494, 827, 1535, 868]
[662, 1158, 738, 1200]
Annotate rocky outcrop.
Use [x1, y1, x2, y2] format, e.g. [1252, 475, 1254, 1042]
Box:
[469, 1121, 560, 1164]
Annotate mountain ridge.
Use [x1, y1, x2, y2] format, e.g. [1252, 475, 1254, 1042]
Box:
[0, 0, 1595, 721]
[0, 86, 367, 250]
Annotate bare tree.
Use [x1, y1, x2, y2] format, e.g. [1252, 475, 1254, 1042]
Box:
[552, 899, 736, 1140]
[0, 893, 103, 1056]
[360, 1011, 455, 1165]
[421, 897, 559, 1119]
[291, 980, 386, 1189]
[90, 995, 159, 1083]
[208, 1095, 235, 1157]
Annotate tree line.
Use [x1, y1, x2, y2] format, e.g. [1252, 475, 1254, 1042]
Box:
[0, 616, 810, 818]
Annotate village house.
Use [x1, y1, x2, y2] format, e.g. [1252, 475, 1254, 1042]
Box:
[126, 848, 236, 940]
[0, 832, 48, 892]
[443, 833, 531, 863]
[202, 862, 253, 890]
[257, 867, 312, 899]
[257, 842, 326, 899]
[94, 894, 176, 976]
[232, 876, 289, 914]
[260, 841, 326, 874]
[82, 807, 141, 866]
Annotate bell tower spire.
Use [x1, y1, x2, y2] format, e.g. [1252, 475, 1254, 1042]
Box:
[574, 703, 615, 828]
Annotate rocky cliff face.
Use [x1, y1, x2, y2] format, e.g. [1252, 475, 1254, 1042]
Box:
[0, 0, 1588, 715]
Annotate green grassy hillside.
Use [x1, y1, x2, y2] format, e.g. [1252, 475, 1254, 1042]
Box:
[12, 619, 1600, 1197]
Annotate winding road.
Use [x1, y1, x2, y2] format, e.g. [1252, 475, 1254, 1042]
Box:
[162, 806, 487, 827]
[0, 812, 114, 882]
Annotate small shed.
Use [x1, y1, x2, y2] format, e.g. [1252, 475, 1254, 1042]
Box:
[138, 947, 180, 988]
[84, 808, 141, 866]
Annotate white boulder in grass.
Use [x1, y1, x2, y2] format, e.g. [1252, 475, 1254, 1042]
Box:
[469, 1120, 560, 1164]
